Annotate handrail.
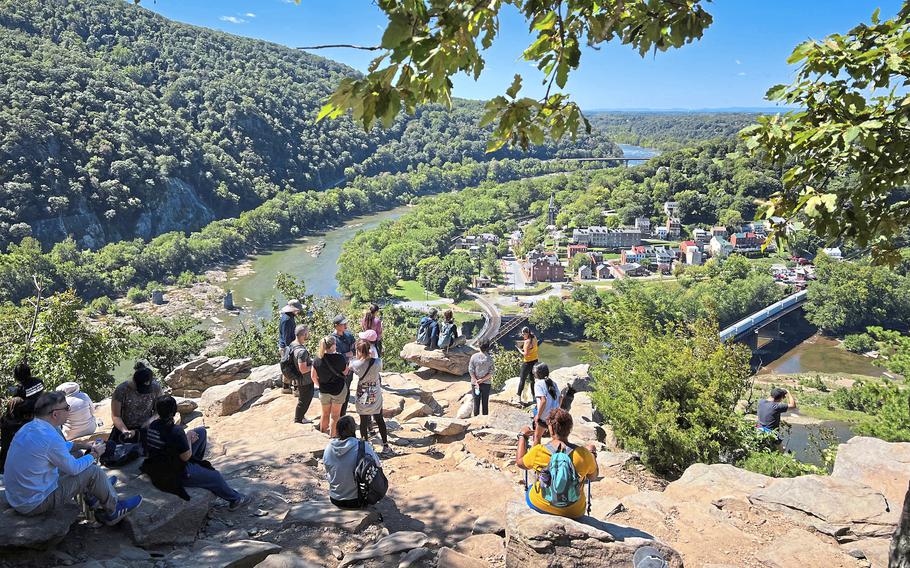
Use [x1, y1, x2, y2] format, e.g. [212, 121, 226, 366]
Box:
[718, 289, 808, 341]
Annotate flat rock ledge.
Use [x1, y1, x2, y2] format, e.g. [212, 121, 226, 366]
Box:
[170, 539, 281, 568]
[0, 491, 80, 550]
[283, 499, 379, 532]
[399, 342, 476, 376]
[122, 476, 216, 547]
[166, 356, 252, 395]
[504, 500, 683, 568]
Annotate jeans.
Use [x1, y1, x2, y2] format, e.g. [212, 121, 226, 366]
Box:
[359, 414, 388, 445]
[473, 383, 491, 416]
[295, 383, 315, 423]
[339, 372, 354, 416]
[190, 427, 207, 460]
[517, 360, 538, 399]
[183, 462, 241, 503]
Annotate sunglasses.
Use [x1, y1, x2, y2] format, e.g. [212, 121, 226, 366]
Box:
[53, 404, 70, 412]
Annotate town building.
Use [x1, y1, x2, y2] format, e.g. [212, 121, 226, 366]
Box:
[692, 228, 710, 246]
[622, 246, 649, 265]
[577, 265, 593, 280]
[679, 240, 697, 255]
[730, 232, 763, 250]
[571, 226, 643, 248]
[525, 254, 565, 282]
[711, 226, 729, 238]
[652, 246, 677, 265]
[655, 226, 669, 240]
[634, 217, 651, 234]
[566, 243, 589, 259]
[594, 264, 611, 279]
[665, 217, 681, 239]
[685, 245, 703, 265]
[547, 193, 558, 227]
[508, 230, 523, 251]
[709, 235, 734, 258]
[610, 263, 648, 279]
[663, 201, 679, 218]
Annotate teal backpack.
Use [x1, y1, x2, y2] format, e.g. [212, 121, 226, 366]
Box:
[540, 443, 582, 509]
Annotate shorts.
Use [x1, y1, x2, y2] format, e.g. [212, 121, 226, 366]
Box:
[319, 388, 348, 406]
[532, 417, 548, 429]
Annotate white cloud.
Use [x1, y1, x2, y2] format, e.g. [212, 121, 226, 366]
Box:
[220, 15, 246, 24]
[245, 12, 256, 18]
[737, 71, 747, 76]
[735, 59, 742, 65]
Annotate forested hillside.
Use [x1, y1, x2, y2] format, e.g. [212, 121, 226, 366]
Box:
[0, 0, 619, 250]
[590, 112, 758, 151]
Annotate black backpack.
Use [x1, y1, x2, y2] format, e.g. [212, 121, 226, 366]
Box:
[354, 440, 388, 506]
[280, 344, 307, 381]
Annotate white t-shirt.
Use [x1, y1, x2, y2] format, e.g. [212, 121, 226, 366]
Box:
[56, 383, 97, 441]
[534, 379, 559, 422]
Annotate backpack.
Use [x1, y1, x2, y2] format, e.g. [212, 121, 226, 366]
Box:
[354, 440, 388, 505]
[437, 321, 456, 349]
[280, 344, 308, 382]
[416, 317, 433, 345]
[539, 443, 582, 509]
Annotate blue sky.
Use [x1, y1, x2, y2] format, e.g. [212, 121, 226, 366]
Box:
[142, 0, 903, 110]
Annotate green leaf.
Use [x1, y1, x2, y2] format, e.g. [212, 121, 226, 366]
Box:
[787, 41, 815, 65]
[506, 74, 522, 98]
[381, 14, 412, 49]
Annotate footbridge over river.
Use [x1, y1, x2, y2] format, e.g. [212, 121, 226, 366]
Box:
[718, 289, 808, 348]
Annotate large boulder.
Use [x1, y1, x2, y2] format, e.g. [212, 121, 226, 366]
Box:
[423, 417, 470, 437]
[165, 356, 252, 394]
[283, 499, 378, 532]
[169, 539, 281, 568]
[399, 342, 477, 376]
[504, 500, 682, 568]
[749, 475, 897, 541]
[664, 463, 774, 504]
[832, 436, 910, 510]
[0, 490, 80, 550]
[200, 379, 267, 417]
[255, 552, 321, 568]
[756, 528, 862, 568]
[121, 476, 215, 547]
[337, 531, 428, 568]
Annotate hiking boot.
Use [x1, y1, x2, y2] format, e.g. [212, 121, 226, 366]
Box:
[84, 475, 118, 510]
[381, 444, 393, 456]
[100, 495, 142, 526]
[633, 546, 669, 568]
[282, 385, 293, 394]
[228, 494, 252, 511]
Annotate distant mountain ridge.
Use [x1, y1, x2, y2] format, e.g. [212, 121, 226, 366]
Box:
[0, 0, 619, 249]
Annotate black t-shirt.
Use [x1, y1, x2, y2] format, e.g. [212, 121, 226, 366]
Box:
[145, 418, 190, 460]
[757, 399, 790, 430]
[313, 353, 348, 395]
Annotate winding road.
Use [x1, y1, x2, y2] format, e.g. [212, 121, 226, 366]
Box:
[466, 290, 501, 346]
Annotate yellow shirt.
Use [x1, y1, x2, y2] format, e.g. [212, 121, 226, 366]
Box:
[522, 443, 596, 518]
[523, 338, 539, 362]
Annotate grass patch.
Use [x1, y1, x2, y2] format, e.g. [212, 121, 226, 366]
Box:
[796, 405, 872, 424]
[513, 283, 553, 296]
[389, 279, 440, 302]
[453, 312, 484, 326]
[452, 299, 481, 312]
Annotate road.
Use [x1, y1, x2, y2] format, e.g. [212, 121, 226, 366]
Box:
[503, 259, 529, 290]
[466, 290, 501, 346]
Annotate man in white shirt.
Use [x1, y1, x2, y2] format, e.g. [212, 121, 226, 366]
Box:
[4, 391, 142, 525]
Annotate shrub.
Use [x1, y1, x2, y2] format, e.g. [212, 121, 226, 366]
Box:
[740, 451, 826, 478]
[87, 296, 113, 316]
[799, 375, 829, 392]
[843, 333, 876, 353]
[176, 270, 197, 287]
[126, 286, 147, 303]
[491, 345, 523, 390]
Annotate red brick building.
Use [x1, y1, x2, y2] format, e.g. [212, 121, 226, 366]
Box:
[525, 255, 565, 282]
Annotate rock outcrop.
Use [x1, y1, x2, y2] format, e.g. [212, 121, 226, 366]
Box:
[504, 501, 682, 568]
[832, 436, 910, 510]
[165, 356, 252, 395]
[0, 491, 80, 550]
[121, 475, 215, 547]
[283, 500, 379, 532]
[199, 365, 281, 417]
[749, 475, 897, 541]
[423, 417, 470, 437]
[169, 539, 281, 568]
[399, 342, 477, 376]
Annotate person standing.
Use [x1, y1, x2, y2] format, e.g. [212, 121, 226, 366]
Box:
[531, 362, 559, 446]
[352, 339, 390, 455]
[0, 362, 45, 473]
[110, 362, 163, 447]
[278, 299, 303, 394]
[516, 327, 539, 404]
[361, 304, 384, 358]
[756, 387, 797, 449]
[56, 382, 97, 441]
[331, 315, 356, 416]
[312, 335, 350, 437]
[286, 325, 314, 424]
[468, 340, 494, 416]
[5, 391, 142, 524]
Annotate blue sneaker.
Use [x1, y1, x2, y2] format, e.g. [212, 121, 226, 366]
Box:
[84, 475, 119, 510]
[100, 495, 142, 526]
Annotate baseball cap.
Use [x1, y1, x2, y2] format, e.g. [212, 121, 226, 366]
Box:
[358, 329, 378, 342]
[333, 314, 348, 326]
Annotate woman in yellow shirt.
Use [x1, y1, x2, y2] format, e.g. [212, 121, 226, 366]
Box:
[515, 327, 539, 404]
[515, 408, 598, 519]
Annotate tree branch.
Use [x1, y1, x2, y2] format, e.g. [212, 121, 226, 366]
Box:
[297, 44, 383, 51]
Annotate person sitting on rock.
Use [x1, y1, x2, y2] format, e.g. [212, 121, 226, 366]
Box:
[0, 362, 45, 473]
[4, 391, 142, 524]
[437, 309, 459, 352]
[56, 382, 98, 441]
[141, 396, 251, 510]
[110, 362, 163, 448]
[323, 415, 381, 509]
[756, 387, 797, 450]
[416, 308, 439, 350]
[515, 408, 598, 519]
[530, 362, 560, 446]
[352, 339, 390, 455]
[312, 335, 350, 437]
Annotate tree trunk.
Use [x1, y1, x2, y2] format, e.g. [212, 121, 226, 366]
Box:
[892, 483, 910, 567]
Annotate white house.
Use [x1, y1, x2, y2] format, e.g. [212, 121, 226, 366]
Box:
[709, 235, 734, 258]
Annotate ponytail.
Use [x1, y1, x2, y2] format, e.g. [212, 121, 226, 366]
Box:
[544, 378, 558, 401]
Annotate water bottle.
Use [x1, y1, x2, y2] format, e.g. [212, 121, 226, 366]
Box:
[474, 386, 480, 397]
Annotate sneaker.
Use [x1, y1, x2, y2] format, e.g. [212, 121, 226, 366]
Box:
[85, 476, 119, 510]
[228, 494, 252, 511]
[381, 444, 393, 456]
[100, 495, 142, 526]
[282, 387, 293, 394]
[633, 546, 669, 568]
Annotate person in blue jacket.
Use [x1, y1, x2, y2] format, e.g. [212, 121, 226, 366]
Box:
[278, 299, 303, 394]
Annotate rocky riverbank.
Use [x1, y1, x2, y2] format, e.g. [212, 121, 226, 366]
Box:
[0, 361, 905, 567]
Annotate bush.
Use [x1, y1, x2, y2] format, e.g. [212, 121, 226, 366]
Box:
[798, 375, 829, 392]
[491, 345, 523, 390]
[176, 270, 197, 287]
[831, 381, 891, 413]
[87, 296, 113, 316]
[126, 286, 147, 303]
[843, 333, 875, 353]
[740, 451, 826, 478]
[128, 312, 213, 376]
